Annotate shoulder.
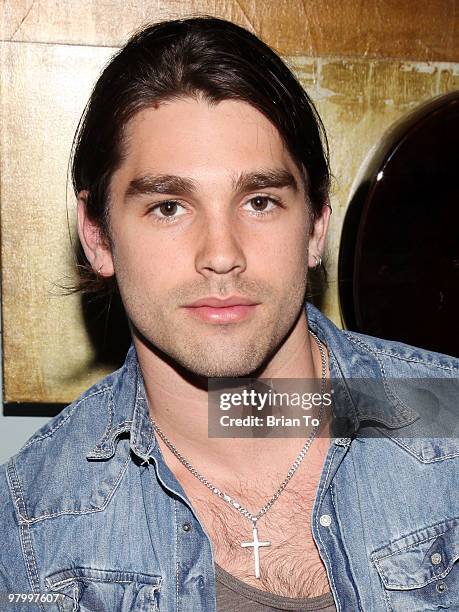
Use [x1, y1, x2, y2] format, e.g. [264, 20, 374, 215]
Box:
[306, 302, 459, 379]
[9, 367, 120, 462]
[337, 332, 459, 459]
[340, 328, 459, 378]
[0, 364, 129, 524]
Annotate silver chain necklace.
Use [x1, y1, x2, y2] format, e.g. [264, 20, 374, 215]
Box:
[151, 329, 328, 579]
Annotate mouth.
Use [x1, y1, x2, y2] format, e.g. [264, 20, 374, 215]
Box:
[183, 296, 260, 324]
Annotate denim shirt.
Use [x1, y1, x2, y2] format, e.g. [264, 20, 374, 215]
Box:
[1, 303, 458, 612]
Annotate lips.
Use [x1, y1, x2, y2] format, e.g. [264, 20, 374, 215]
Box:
[185, 296, 258, 308]
[183, 296, 260, 324]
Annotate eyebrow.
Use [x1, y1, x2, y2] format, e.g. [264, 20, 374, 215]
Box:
[125, 174, 197, 198]
[124, 168, 298, 200]
[233, 168, 298, 193]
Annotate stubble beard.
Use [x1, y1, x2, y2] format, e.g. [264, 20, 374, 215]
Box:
[125, 276, 307, 379]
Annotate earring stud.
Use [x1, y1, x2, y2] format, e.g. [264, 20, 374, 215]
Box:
[311, 255, 322, 269]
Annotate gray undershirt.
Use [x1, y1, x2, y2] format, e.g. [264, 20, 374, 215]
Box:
[215, 564, 337, 611]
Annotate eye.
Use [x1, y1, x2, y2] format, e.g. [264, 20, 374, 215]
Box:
[149, 200, 187, 221]
[242, 195, 280, 215]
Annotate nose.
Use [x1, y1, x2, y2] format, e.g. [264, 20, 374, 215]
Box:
[195, 214, 246, 278]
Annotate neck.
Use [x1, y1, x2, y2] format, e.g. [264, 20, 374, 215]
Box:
[134, 311, 330, 477]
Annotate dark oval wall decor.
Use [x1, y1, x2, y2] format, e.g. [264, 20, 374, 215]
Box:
[339, 91, 459, 357]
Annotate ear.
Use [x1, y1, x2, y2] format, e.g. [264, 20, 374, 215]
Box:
[307, 201, 332, 268]
[77, 191, 115, 277]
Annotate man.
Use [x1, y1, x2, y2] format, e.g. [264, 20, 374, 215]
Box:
[1, 17, 458, 612]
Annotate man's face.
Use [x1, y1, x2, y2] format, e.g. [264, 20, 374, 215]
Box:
[103, 97, 314, 377]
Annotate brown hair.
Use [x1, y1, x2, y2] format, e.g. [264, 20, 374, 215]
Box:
[71, 16, 330, 295]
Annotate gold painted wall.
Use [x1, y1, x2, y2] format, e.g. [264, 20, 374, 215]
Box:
[1, 1, 458, 403]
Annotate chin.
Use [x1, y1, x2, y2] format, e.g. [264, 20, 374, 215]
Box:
[188, 362, 261, 378]
[168, 341, 269, 378]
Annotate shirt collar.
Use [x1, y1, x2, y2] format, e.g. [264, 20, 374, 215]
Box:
[86, 345, 157, 462]
[306, 302, 419, 432]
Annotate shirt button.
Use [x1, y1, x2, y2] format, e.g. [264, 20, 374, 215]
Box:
[431, 552, 442, 565]
[319, 514, 332, 527]
[436, 581, 447, 593]
[182, 522, 192, 532]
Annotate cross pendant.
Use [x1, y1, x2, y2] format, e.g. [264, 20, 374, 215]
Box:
[241, 525, 271, 578]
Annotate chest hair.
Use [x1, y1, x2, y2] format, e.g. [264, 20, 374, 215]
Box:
[190, 477, 331, 598]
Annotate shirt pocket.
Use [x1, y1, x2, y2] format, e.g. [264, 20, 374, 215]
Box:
[371, 518, 459, 611]
[45, 567, 162, 612]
